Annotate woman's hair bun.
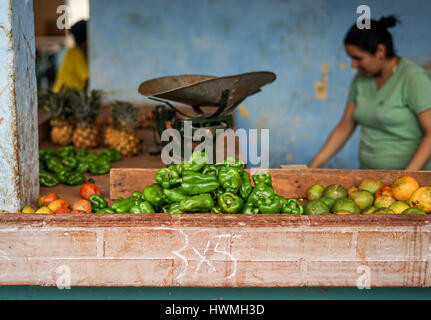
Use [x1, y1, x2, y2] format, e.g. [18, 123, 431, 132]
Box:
[378, 15, 400, 29]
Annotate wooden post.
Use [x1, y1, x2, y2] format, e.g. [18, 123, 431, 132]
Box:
[0, 1, 38, 211]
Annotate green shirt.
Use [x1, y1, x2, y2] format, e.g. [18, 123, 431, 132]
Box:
[347, 58, 431, 170]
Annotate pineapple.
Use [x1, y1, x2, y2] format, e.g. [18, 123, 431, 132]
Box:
[69, 89, 102, 149]
[104, 101, 141, 156]
[40, 87, 74, 146]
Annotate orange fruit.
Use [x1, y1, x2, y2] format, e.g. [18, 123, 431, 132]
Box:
[391, 176, 419, 201]
[358, 179, 384, 195]
[409, 186, 431, 213]
[375, 185, 392, 198]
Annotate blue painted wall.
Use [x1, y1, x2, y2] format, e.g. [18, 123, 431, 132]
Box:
[89, 0, 431, 169]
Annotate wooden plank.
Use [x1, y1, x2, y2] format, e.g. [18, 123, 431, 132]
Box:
[110, 168, 431, 199]
[0, 213, 430, 287]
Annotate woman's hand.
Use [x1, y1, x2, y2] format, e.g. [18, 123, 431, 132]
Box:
[405, 108, 431, 170]
[309, 102, 357, 168]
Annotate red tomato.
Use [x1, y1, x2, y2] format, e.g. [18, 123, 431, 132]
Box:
[80, 184, 101, 200]
[72, 200, 92, 213]
[38, 192, 59, 207]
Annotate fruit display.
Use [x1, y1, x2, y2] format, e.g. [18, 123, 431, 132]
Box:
[305, 175, 429, 214]
[69, 89, 102, 149]
[104, 101, 142, 157]
[40, 87, 74, 146]
[39, 146, 121, 187]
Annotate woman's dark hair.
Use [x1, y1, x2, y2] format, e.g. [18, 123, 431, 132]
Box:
[344, 15, 400, 57]
[70, 20, 87, 45]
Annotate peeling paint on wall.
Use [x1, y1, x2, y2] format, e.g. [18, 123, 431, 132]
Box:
[314, 62, 329, 100]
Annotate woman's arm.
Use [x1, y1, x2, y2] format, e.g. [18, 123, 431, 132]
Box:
[405, 108, 431, 170]
[308, 102, 357, 168]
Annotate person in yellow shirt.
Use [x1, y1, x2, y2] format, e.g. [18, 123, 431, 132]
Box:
[53, 20, 89, 92]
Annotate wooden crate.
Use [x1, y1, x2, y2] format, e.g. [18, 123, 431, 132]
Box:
[0, 168, 431, 287]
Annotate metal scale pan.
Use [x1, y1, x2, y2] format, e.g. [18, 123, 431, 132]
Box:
[138, 71, 276, 118]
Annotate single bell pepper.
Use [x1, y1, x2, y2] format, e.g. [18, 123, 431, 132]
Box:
[211, 187, 225, 200]
[257, 196, 281, 214]
[179, 193, 214, 213]
[155, 167, 181, 189]
[217, 157, 245, 173]
[65, 171, 86, 185]
[277, 195, 288, 208]
[75, 161, 90, 173]
[132, 191, 145, 200]
[45, 157, 67, 173]
[39, 170, 59, 187]
[239, 171, 253, 200]
[218, 192, 244, 213]
[179, 151, 209, 173]
[188, 151, 208, 166]
[39, 149, 57, 162]
[55, 169, 71, 184]
[247, 183, 275, 205]
[130, 201, 155, 213]
[89, 157, 111, 175]
[89, 194, 108, 212]
[61, 156, 78, 170]
[166, 202, 183, 214]
[241, 202, 259, 214]
[143, 183, 165, 208]
[281, 198, 304, 214]
[181, 170, 220, 195]
[99, 149, 122, 162]
[111, 196, 138, 213]
[202, 165, 219, 176]
[252, 171, 272, 187]
[162, 187, 189, 204]
[95, 207, 115, 214]
[218, 166, 241, 194]
[57, 146, 75, 158]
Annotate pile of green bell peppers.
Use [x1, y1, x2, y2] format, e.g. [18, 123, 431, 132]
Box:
[39, 146, 122, 187]
[109, 151, 304, 215]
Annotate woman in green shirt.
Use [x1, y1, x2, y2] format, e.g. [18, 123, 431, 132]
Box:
[309, 16, 431, 170]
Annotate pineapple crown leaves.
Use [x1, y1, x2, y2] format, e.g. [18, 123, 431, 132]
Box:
[39, 86, 74, 121]
[111, 100, 140, 130]
[69, 89, 103, 127]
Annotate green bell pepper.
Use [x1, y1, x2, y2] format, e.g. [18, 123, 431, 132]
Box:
[252, 171, 272, 187]
[211, 206, 223, 214]
[45, 157, 67, 173]
[132, 191, 145, 200]
[75, 148, 89, 159]
[111, 196, 138, 213]
[39, 149, 57, 162]
[89, 157, 111, 175]
[61, 156, 78, 170]
[99, 149, 122, 162]
[57, 146, 75, 158]
[241, 202, 259, 214]
[39, 170, 59, 187]
[83, 152, 98, 164]
[218, 166, 241, 194]
[179, 193, 214, 213]
[89, 194, 108, 212]
[155, 167, 181, 189]
[143, 183, 165, 208]
[166, 202, 183, 214]
[178, 151, 209, 173]
[95, 207, 115, 214]
[55, 169, 71, 184]
[181, 170, 220, 195]
[162, 187, 189, 204]
[217, 156, 245, 173]
[129, 201, 155, 213]
[75, 161, 90, 173]
[202, 165, 219, 176]
[239, 171, 253, 200]
[257, 196, 281, 214]
[218, 192, 244, 213]
[277, 195, 289, 208]
[65, 171, 86, 185]
[281, 198, 304, 214]
[247, 183, 276, 205]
